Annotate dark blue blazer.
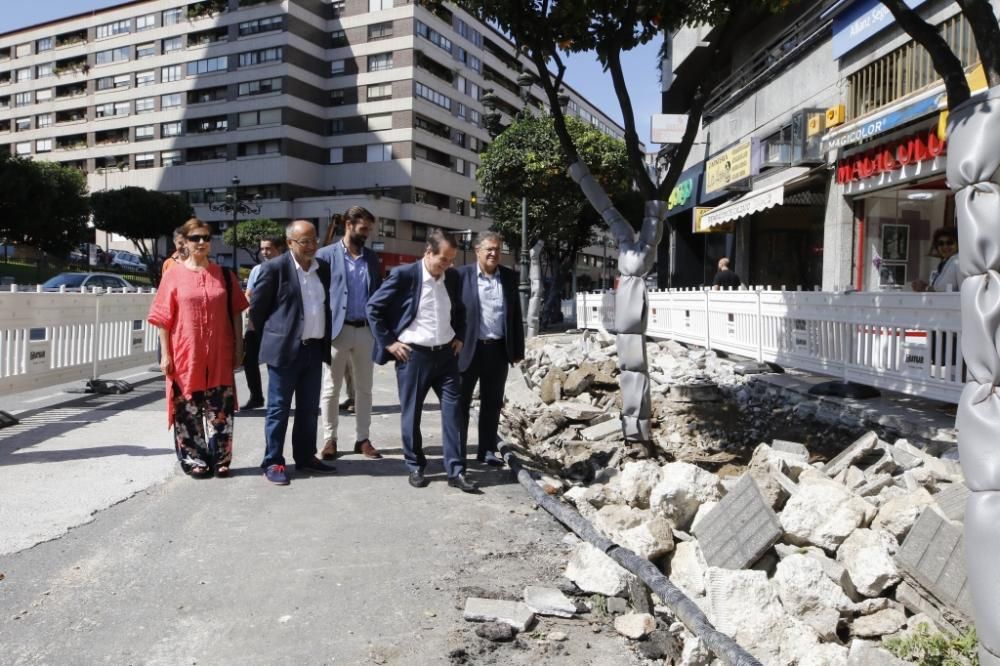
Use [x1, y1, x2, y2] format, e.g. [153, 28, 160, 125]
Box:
[250, 252, 332, 367]
[315, 240, 383, 339]
[366, 260, 465, 366]
[456, 264, 525, 372]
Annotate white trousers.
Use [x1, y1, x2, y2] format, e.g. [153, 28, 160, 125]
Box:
[321, 325, 374, 443]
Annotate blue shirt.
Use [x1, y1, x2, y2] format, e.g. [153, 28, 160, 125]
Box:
[246, 263, 263, 291]
[344, 245, 369, 322]
[477, 267, 505, 340]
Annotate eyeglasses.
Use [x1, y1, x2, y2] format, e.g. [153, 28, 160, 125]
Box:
[289, 237, 318, 246]
[478, 247, 501, 255]
[187, 234, 212, 243]
[936, 239, 956, 247]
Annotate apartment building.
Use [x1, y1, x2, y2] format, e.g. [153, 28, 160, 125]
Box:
[660, 0, 995, 293]
[0, 0, 624, 276]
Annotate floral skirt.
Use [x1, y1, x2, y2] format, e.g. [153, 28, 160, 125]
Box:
[171, 383, 234, 474]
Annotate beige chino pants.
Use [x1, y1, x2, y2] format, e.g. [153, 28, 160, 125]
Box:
[321, 324, 374, 443]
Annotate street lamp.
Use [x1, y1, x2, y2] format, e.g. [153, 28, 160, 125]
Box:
[208, 176, 262, 273]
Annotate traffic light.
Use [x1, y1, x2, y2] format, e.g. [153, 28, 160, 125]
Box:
[470, 191, 478, 207]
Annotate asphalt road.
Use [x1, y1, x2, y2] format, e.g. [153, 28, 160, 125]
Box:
[0, 364, 639, 666]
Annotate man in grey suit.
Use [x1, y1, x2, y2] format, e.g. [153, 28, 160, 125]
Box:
[457, 231, 524, 467]
[316, 207, 384, 460]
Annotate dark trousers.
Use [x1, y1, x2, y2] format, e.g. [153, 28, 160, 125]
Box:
[396, 346, 465, 478]
[172, 383, 234, 473]
[460, 340, 509, 457]
[262, 342, 324, 468]
[243, 329, 263, 401]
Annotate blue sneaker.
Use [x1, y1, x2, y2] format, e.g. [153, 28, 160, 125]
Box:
[263, 464, 290, 485]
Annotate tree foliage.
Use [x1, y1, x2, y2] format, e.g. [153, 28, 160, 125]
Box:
[90, 187, 192, 274]
[223, 218, 285, 264]
[0, 156, 90, 256]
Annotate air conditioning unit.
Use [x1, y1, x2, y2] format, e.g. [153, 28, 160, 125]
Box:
[762, 141, 792, 168]
[791, 108, 826, 165]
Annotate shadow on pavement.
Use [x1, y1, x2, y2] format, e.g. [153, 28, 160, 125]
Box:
[2, 444, 172, 466]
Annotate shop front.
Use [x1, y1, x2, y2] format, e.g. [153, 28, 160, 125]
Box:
[660, 163, 707, 288]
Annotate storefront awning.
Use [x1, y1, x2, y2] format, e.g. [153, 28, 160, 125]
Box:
[699, 166, 814, 229]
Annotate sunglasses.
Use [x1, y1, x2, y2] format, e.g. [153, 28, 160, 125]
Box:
[187, 234, 212, 243]
[935, 239, 956, 247]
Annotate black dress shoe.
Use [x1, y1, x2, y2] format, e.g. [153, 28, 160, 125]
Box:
[447, 473, 480, 493]
[477, 451, 504, 467]
[241, 397, 264, 410]
[408, 470, 428, 488]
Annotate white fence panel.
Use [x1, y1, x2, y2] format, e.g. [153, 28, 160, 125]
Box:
[0, 291, 158, 394]
[576, 288, 963, 404]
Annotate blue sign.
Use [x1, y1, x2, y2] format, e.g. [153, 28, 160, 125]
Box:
[832, 0, 927, 59]
[821, 90, 945, 152]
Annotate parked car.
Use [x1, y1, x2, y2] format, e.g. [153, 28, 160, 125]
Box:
[108, 250, 148, 273]
[40, 272, 135, 292]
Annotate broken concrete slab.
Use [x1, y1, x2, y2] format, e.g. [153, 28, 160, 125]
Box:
[851, 608, 907, 638]
[580, 418, 622, 442]
[837, 529, 901, 598]
[613, 612, 656, 639]
[895, 508, 973, 618]
[770, 439, 810, 462]
[780, 470, 876, 551]
[564, 541, 635, 596]
[523, 586, 576, 618]
[692, 474, 782, 570]
[463, 598, 535, 632]
[932, 483, 969, 523]
[822, 432, 880, 478]
[847, 639, 910, 665]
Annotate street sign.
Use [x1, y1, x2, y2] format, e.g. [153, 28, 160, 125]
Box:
[651, 114, 689, 144]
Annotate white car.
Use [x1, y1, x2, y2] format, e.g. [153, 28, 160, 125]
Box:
[109, 251, 148, 273]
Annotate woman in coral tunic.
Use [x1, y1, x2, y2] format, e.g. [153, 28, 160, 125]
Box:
[148, 218, 249, 478]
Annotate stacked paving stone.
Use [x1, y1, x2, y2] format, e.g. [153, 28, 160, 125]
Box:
[499, 332, 971, 664]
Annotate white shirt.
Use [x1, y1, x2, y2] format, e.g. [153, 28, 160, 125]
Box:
[398, 259, 455, 346]
[295, 257, 326, 340]
[929, 254, 961, 292]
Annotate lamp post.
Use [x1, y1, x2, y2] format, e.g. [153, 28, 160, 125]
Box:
[208, 176, 262, 274]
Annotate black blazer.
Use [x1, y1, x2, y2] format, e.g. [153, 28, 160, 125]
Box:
[456, 264, 525, 372]
[250, 252, 332, 367]
[366, 260, 465, 366]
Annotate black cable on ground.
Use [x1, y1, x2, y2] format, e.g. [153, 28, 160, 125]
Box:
[498, 439, 762, 666]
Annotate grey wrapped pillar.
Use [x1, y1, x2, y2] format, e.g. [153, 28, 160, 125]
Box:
[568, 161, 666, 442]
[948, 85, 1000, 666]
[528, 240, 543, 338]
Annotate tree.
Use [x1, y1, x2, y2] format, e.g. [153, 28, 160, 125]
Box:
[90, 187, 192, 281]
[449, 0, 779, 449]
[0, 157, 90, 256]
[477, 114, 632, 317]
[878, 1, 1000, 662]
[222, 218, 284, 264]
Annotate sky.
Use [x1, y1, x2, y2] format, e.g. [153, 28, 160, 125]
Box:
[1, 1, 663, 145]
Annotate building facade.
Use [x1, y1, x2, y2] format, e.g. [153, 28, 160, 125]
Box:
[660, 0, 995, 293]
[0, 0, 622, 278]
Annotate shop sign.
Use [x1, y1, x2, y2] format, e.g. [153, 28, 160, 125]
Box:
[651, 114, 689, 144]
[693, 207, 734, 234]
[831, 0, 927, 59]
[836, 127, 946, 184]
[705, 141, 753, 194]
[668, 178, 694, 210]
[821, 92, 943, 153]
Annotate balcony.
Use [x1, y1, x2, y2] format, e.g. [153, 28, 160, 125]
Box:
[57, 133, 88, 151]
[187, 115, 229, 134]
[55, 30, 87, 49]
[415, 51, 455, 85]
[56, 82, 87, 99]
[56, 107, 87, 124]
[187, 0, 228, 21]
[54, 56, 88, 78]
[414, 114, 451, 141]
[188, 27, 228, 49]
[95, 129, 130, 146]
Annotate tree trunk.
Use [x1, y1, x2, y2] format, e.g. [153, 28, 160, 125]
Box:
[957, 0, 1000, 87]
[527, 240, 543, 338]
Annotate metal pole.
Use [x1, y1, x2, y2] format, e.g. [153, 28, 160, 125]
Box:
[231, 205, 238, 274]
[519, 196, 529, 335]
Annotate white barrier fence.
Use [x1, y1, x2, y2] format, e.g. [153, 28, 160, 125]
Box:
[0, 290, 158, 395]
[576, 288, 964, 404]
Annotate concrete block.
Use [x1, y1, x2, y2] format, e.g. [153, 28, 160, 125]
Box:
[463, 598, 535, 632]
[895, 508, 973, 618]
[692, 474, 782, 569]
[523, 586, 576, 618]
[822, 431, 879, 478]
[581, 418, 621, 441]
[933, 483, 969, 523]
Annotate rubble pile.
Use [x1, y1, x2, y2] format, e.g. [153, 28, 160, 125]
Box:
[490, 332, 972, 664]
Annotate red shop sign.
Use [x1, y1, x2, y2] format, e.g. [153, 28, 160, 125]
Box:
[836, 128, 946, 184]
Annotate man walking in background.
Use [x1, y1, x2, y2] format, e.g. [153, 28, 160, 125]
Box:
[241, 235, 285, 410]
[712, 257, 742, 290]
[457, 232, 524, 468]
[316, 207, 383, 460]
[250, 220, 337, 485]
[367, 229, 476, 492]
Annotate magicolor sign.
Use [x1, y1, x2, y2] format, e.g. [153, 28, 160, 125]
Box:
[836, 127, 946, 184]
[821, 93, 943, 153]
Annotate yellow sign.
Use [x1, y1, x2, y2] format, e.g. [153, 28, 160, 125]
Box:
[705, 141, 752, 194]
[825, 104, 845, 127]
[693, 207, 734, 234]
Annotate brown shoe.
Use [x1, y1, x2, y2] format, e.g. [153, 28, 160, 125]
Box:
[354, 439, 382, 459]
[320, 439, 338, 460]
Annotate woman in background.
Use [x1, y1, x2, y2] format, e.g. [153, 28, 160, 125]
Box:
[912, 227, 960, 292]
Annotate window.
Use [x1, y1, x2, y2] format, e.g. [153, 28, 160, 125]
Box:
[367, 144, 392, 162]
[95, 46, 130, 65]
[188, 86, 226, 104]
[455, 19, 483, 47]
[367, 52, 393, 72]
[330, 0, 345, 16]
[135, 97, 155, 114]
[160, 93, 182, 109]
[367, 113, 392, 131]
[239, 48, 282, 67]
[331, 59, 346, 75]
[369, 0, 392, 10]
[97, 74, 131, 90]
[135, 124, 154, 141]
[238, 108, 281, 127]
[191, 115, 228, 132]
[95, 102, 129, 118]
[161, 65, 182, 82]
[135, 152, 155, 169]
[161, 121, 182, 137]
[96, 20, 131, 39]
[238, 77, 281, 96]
[14, 92, 31, 107]
[330, 89, 346, 106]
[412, 222, 427, 242]
[136, 13, 156, 31]
[36, 113, 52, 128]
[15, 141, 31, 155]
[15, 43, 31, 57]
[36, 63, 53, 78]
[367, 83, 392, 101]
[35, 89, 52, 102]
[15, 117, 31, 132]
[16, 68, 30, 82]
[162, 8, 183, 25]
[137, 42, 156, 59]
[187, 56, 228, 75]
[416, 21, 452, 53]
[330, 147, 343, 164]
[331, 29, 348, 47]
[414, 82, 451, 110]
[136, 70, 155, 87]
[36, 37, 53, 52]
[161, 149, 183, 166]
[239, 16, 282, 36]
[368, 22, 393, 41]
[238, 139, 280, 156]
[162, 36, 183, 53]
[330, 118, 345, 134]
[187, 144, 228, 162]
[379, 218, 396, 238]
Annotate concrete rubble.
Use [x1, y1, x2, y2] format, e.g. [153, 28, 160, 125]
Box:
[476, 332, 972, 664]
